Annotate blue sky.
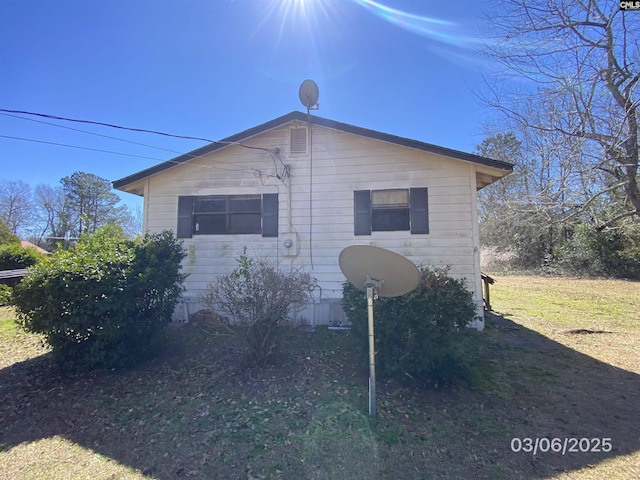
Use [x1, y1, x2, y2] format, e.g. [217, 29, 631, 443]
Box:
[0, 0, 497, 210]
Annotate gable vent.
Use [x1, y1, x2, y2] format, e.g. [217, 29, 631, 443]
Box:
[290, 127, 308, 155]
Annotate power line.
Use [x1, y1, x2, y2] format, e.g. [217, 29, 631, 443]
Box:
[0, 112, 257, 175]
[0, 134, 259, 176]
[0, 107, 280, 154]
[0, 108, 217, 143]
[0, 134, 167, 161]
[0, 112, 188, 155]
[0, 107, 286, 176]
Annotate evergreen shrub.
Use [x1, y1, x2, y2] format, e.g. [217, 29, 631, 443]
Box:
[0, 284, 11, 306]
[12, 227, 187, 370]
[342, 266, 476, 387]
[0, 243, 45, 270]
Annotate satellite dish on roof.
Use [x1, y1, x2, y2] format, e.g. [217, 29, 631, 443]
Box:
[299, 79, 319, 110]
[339, 245, 420, 418]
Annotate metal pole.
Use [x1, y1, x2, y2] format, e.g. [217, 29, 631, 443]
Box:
[366, 285, 377, 418]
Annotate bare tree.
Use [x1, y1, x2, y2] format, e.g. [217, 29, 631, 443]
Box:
[120, 204, 143, 238]
[0, 180, 34, 236]
[32, 184, 65, 245]
[476, 133, 523, 223]
[483, 0, 640, 230]
[476, 130, 571, 267]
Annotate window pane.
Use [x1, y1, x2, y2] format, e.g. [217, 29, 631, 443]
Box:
[194, 197, 226, 213]
[371, 189, 409, 207]
[194, 214, 226, 234]
[230, 195, 261, 213]
[192, 195, 263, 235]
[229, 213, 261, 234]
[372, 209, 410, 231]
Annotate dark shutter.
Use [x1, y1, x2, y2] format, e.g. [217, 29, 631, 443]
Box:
[354, 190, 371, 236]
[177, 196, 194, 238]
[410, 188, 429, 234]
[262, 193, 278, 237]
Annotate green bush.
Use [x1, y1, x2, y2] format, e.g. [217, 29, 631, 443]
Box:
[0, 243, 45, 270]
[0, 284, 12, 306]
[342, 266, 476, 387]
[200, 248, 314, 367]
[559, 223, 640, 279]
[12, 227, 187, 370]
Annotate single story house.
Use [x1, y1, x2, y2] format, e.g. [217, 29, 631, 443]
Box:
[113, 111, 513, 330]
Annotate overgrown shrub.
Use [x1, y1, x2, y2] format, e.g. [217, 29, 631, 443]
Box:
[200, 249, 314, 367]
[480, 208, 561, 271]
[342, 266, 476, 387]
[0, 284, 11, 306]
[558, 223, 640, 279]
[482, 214, 640, 279]
[12, 227, 187, 370]
[0, 243, 45, 270]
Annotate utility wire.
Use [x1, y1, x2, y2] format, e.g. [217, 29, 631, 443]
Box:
[0, 108, 217, 143]
[0, 133, 259, 176]
[0, 108, 283, 157]
[0, 111, 188, 155]
[0, 112, 256, 175]
[0, 134, 168, 161]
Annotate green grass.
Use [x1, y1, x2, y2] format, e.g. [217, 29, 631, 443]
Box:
[490, 275, 640, 327]
[0, 306, 18, 334]
[0, 307, 49, 369]
[490, 275, 640, 372]
[1, 277, 640, 480]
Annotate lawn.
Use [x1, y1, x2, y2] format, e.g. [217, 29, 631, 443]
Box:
[1, 276, 639, 479]
[490, 275, 640, 372]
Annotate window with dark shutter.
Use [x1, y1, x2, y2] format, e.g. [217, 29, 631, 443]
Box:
[354, 190, 372, 235]
[353, 188, 429, 235]
[262, 193, 278, 237]
[177, 196, 194, 238]
[410, 188, 429, 234]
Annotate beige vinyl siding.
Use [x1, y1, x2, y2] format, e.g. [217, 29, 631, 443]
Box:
[140, 122, 483, 323]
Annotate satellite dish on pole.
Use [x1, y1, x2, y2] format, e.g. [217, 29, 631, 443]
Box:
[339, 245, 420, 418]
[339, 245, 420, 298]
[299, 79, 319, 110]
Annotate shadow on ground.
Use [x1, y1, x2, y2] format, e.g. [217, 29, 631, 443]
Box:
[472, 313, 640, 477]
[0, 316, 639, 479]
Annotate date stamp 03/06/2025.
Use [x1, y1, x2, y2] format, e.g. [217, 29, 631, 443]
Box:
[511, 437, 612, 456]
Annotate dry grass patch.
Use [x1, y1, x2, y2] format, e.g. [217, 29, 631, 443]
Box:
[490, 275, 640, 371]
[0, 436, 152, 480]
[548, 452, 640, 480]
